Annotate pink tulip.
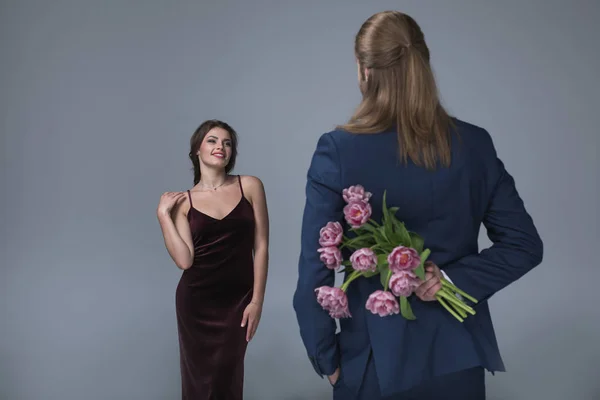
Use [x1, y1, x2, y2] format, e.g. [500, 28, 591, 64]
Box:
[388, 246, 421, 273]
[315, 286, 352, 318]
[389, 271, 420, 297]
[343, 185, 372, 204]
[365, 290, 400, 317]
[319, 221, 343, 247]
[318, 246, 342, 270]
[350, 248, 378, 272]
[343, 200, 372, 229]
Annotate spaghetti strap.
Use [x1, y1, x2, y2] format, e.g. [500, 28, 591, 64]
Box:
[237, 175, 244, 197]
[187, 190, 193, 207]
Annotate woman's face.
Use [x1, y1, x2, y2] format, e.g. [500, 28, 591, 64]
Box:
[196, 127, 232, 170]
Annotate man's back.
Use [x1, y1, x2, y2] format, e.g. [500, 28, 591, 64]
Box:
[330, 119, 501, 267]
[293, 118, 543, 397]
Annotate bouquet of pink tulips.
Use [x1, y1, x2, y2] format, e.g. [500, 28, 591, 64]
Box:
[314, 185, 478, 322]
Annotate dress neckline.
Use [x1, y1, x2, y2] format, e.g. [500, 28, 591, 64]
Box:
[189, 196, 249, 222]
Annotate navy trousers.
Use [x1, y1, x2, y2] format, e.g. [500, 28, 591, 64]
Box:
[332, 354, 486, 400]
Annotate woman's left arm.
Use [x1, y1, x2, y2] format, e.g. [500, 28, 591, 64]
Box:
[241, 175, 269, 341]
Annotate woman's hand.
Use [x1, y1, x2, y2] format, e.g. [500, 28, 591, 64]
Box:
[414, 262, 443, 301]
[241, 301, 262, 342]
[157, 191, 186, 217]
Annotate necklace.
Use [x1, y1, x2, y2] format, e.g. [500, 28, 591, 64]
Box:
[199, 178, 227, 191]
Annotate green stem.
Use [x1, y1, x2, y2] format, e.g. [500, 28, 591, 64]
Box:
[441, 279, 478, 304]
[443, 293, 475, 315]
[368, 219, 380, 227]
[451, 302, 468, 318]
[438, 297, 464, 323]
[340, 270, 363, 291]
[437, 290, 475, 315]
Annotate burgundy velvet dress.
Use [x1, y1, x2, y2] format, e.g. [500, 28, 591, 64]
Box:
[176, 175, 255, 400]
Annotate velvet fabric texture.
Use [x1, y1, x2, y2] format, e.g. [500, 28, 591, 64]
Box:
[176, 176, 255, 399]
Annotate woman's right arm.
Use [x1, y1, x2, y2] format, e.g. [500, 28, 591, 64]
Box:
[157, 192, 194, 270]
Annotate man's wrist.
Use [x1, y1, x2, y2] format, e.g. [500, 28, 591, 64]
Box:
[440, 269, 453, 284]
[440, 270, 462, 300]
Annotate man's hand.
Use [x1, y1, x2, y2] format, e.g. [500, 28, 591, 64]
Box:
[327, 367, 340, 386]
[415, 262, 443, 301]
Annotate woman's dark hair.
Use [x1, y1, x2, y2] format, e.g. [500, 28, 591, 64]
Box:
[188, 119, 238, 185]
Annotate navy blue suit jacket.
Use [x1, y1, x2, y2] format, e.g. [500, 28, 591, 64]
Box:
[292, 119, 543, 397]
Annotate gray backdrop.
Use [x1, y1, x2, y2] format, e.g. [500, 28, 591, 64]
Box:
[1, 0, 598, 399]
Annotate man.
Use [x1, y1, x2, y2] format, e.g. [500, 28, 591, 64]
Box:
[293, 10, 543, 400]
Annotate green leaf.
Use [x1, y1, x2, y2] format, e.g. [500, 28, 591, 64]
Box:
[381, 191, 394, 240]
[362, 270, 379, 278]
[380, 227, 391, 244]
[343, 233, 376, 250]
[368, 218, 381, 227]
[349, 226, 373, 236]
[386, 207, 402, 242]
[358, 223, 378, 233]
[420, 248, 431, 265]
[413, 264, 425, 280]
[373, 228, 389, 248]
[399, 225, 412, 247]
[374, 235, 395, 254]
[409, 232, 424, 253]
[413, 248, 431, 280]
[381, 190, 389, 221]
[386, 213, 411, 247]
[379, 263, 391, 288]
[385, 245, 396, 254]
[376, 253, 388, 265]
[386, 226, 402, 245]
[354, 232, 373, 241]
[400, 296, 416, 320]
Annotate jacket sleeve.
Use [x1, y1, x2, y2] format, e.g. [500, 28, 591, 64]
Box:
[293, 132, 345, 377]
[443, 132, 544, 304]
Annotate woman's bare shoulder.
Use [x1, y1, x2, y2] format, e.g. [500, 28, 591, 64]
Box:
[173, 189, 192, 215]
[238, 175, 265, 198]
[239, 175, 263, 186]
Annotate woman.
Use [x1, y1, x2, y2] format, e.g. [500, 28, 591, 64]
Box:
[157, 119, 269, 400]
[293, 11, 543, 400]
